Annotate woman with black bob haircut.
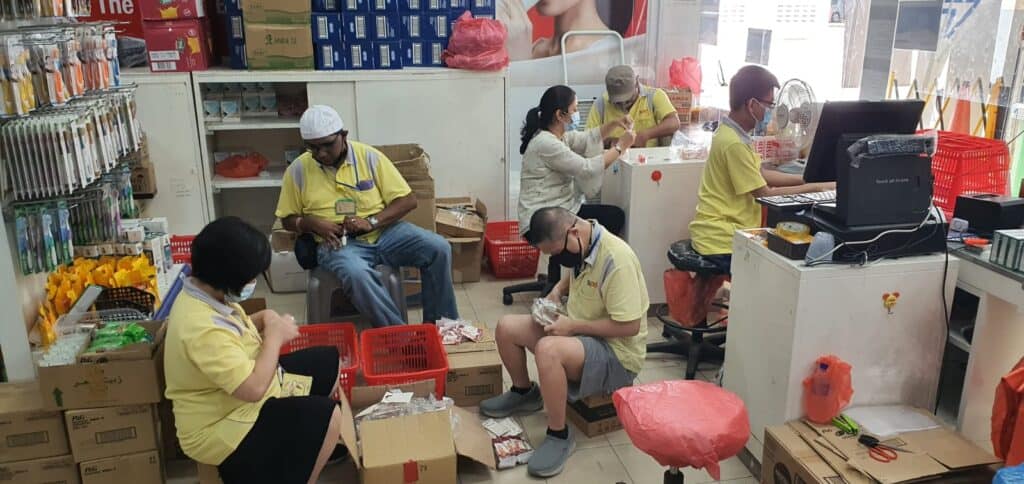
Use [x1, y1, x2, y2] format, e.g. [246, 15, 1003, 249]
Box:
[516, 85, 635, 288]
[164, 216, 346, 484]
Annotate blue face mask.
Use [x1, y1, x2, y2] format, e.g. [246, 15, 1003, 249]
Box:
[566, 111, 581, 131]
[752, 101, 773, 136]
[226, 280, 257, 303]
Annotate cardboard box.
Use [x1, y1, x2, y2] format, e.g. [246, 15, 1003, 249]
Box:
[313, 0, 339, 11]
[347, 42, 374, 69]
[0, 455, 79, 484]
[37, 322, 164, 410]
[426, 12, 452, 39]
[240, 0, 310, 24]
[398, 0, 424, 13]
[566, 395, 622, 438]
[762, 424, 848, 484]
[339, 381, 497, 481]
[80, 0, 145, 39]
[405, 189, 436, 232]
[368, 0, 397, 12]
[423, 0, 447, 12]
[373, 41, 402, 69]
[448, 236, 483, 283]
[444, 326, 502, 406]
[436, 197, 486, 238]
[377, 144, 431, 180]
[371, 13, 399, 40]
[400, 13, 425, 39]
[266, 231, 307, 293]
[314, 42, 346, 70]
[77, 321, 163, 364]
[144, 18, 214, 72]
[64, 405, 157, 463]
[311, 12, 342, 42]
[130, 161, 158, 198]
[244, 23, 314, 69]
[0, 383, 68, 463]
[79, 450, 162, 484]
[403, 40, 445, 67]
[139, 0, 206, 20]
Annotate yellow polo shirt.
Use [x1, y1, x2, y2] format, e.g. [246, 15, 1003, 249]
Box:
[566, 222, 649, 374]
[275, 141, 412, 243]
[689, 117, 767, 255]
[585, 85, 676, 147]
[164, 279, 288, 465]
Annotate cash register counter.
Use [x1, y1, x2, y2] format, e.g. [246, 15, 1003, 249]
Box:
[722, 230, 958, 460]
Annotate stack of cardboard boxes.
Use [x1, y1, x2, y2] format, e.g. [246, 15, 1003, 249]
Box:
[221, 0, 248, 68]
[140, 0, 215, 72]
[242, 0, 315, 69]
[436, 196, 486, 283]
[3, 321, 167, 484]
[442, 323, 502, 407]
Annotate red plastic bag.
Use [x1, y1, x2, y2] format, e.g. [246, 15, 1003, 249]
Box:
[993, 356, 1024, 465]
[214, 152, 269, 178]
[802, 355, 854, 424]
[613, 381, 749, 480]
[669, 56, 702, 94]
[664, 269, 728, 328]
[442, 12, 509, 71]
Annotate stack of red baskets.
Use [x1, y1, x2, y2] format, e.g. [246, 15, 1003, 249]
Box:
[484, 221, 540, 278]
[929, 131, 1010, 218]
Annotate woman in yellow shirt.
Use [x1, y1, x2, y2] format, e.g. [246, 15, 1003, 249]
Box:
[164, 217, 344, 484]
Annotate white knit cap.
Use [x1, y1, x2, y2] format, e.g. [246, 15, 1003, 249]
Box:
[299, 105, 345, 140]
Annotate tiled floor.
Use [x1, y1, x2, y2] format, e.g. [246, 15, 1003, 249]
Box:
[166, 274, 752, 484]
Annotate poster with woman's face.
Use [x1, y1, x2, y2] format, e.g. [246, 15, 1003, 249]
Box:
[498, 0, 648, 62]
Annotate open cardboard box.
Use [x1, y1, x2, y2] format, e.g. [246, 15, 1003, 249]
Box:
[38, 321, 165, 410]
[443, 325, 502, 407]
[339, 380, 497, 483]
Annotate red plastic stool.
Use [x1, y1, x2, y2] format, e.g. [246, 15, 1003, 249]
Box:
[613, 381, 750, 483]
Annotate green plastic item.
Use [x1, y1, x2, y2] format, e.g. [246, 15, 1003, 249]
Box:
[86, 322, 153, 352]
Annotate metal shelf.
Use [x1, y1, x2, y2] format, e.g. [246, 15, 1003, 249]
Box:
[211, 168, 285, 190]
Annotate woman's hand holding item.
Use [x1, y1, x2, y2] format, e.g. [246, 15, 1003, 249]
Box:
[263, 312, 299, 347]
[618, 129, 637, 151]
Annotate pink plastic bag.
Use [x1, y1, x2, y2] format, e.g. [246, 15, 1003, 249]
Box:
[442, 11, 509, 71]
[802, 355, 854, 424]
[669, 57, 702, 94]
[613, 381, 749, 480]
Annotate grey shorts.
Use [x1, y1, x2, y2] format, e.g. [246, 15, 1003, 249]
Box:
[567, 336, 637, 402]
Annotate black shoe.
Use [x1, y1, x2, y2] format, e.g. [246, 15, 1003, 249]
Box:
[327, 445, 349, 465]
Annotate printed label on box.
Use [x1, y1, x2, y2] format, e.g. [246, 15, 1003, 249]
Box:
[149, 50, 181, 61]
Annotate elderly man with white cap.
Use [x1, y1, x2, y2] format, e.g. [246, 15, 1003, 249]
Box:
[275, 105, 458, 326]
[585, 65, 680, 148]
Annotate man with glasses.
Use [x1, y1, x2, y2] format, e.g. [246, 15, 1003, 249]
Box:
[689, 65, 834, 272]
[585, 65, 680, 148]
[275, 105, 458, 326]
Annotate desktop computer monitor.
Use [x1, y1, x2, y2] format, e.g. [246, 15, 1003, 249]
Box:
[802, 100, 925, 183]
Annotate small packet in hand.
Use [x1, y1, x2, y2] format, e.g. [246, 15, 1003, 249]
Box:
[531, 297, 562, 326]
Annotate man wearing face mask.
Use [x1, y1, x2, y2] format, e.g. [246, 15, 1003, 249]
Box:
[481, 207, 647, 478]
[585, 65, 681, 148]
[689, 66, 834, 272]
[275, 105, 458, 326]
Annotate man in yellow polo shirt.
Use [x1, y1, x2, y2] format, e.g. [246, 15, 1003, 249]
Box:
[585, 65, 680, 148]
[689, 65, 834, 272]
[480, 207, 647, 478]
[276, 105, 458, 325]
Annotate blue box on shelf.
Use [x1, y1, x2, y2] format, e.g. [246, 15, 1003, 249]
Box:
[402, 39, 445, 67]
[226, 13, 244, 41]
[426, 12, 452, 39]
[371, 13, 399, 40]
[228, 41, 247, 69]
[368, 0, 398, 13]
[446, 0, 468, 8]
[223, 0, 241, 14]
[400, 13, 425, 39]
[423, 0, 448, 12]
[315, 43, 347, 70]
[341, 0, 369, 12]
[374, 41, 403, 69]
[313, 0, 340, 11]
[312, 12, 343, 42]
[347, 42, 374, 69]
[397, 0, 423, 12]
[343, 13, 374, 41]
[469, 0, 494, 9]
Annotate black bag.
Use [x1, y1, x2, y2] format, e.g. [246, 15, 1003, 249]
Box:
[294, 233, 319, 270]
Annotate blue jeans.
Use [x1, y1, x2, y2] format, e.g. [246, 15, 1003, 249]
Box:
[317, 221, 458, 326]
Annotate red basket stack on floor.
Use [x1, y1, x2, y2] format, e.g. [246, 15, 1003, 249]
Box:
[169, 235, 196, 264]
[281, 323, 359, 400]
[484, 221, 541, 278]
[359, 324, 449, 397]
[929, 131, 1010, 218]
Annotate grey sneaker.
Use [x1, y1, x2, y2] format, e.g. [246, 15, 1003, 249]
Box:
[479, 383, 543, 418]
[527, 428, 576, 477]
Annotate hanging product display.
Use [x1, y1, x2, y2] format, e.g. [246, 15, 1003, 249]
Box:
[0, 0, 91, 21]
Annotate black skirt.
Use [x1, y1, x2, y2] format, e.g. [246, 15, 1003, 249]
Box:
[218, 346, 341, 484]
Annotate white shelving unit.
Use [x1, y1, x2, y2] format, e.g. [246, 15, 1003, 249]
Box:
[205, 118, 301, 133]
[212, 168, 286, 190]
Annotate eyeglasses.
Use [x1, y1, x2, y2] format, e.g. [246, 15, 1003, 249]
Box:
[305, 133, 341, 154]
[754, 98, 777, 110]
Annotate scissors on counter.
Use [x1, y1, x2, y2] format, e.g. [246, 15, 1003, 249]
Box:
[859, 434, 911, 463]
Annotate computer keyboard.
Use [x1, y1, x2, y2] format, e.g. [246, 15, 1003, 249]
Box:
[757, 190, 837, 208]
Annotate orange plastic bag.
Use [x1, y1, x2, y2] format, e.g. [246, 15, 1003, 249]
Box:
[214, 152, 269, 178]
[993, 357, 1024, 465]
[802, 355, 854, 424]
[669, 57, 702, 94]
[613, 381, 749, 480]
[442, 12, 509, 71]
[664, 269, 727, 328]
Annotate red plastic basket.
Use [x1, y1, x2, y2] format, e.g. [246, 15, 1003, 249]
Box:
[170, 235, 196, 264]
[359, 324, 449, 397]
[929, 131, 1010, 218]
[484, 221, 540, 279]
[281, 323, 359, 399]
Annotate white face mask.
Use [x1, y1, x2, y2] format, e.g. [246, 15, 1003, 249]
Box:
[226, 280, 257, 303]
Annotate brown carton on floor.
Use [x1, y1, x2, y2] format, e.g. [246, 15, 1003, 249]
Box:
[337, 381, 497, 482]
[0, 382, 69, 463]
[444, 326, 502, 407]
[0, 454, 79, 484]
[448, 236, 484, 283]
[436, 197, 486, 238]
[79, 450, 162, 484]
[566, 394, 622, 438]
[64, 405, 157, 462]
[37, 322, 165, 410]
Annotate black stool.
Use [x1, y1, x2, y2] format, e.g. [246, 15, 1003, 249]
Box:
[647, 240, 729, 380]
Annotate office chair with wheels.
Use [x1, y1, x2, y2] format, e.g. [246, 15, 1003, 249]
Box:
[501, 257, 559, 305]
[647, 240, 730, 380]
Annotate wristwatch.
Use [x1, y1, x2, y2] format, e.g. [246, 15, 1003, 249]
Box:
[368, 216, 379, 228]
